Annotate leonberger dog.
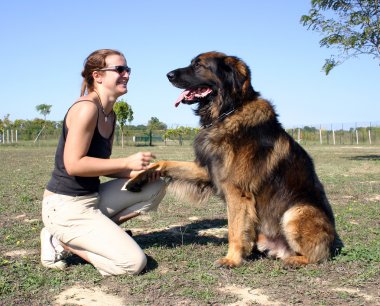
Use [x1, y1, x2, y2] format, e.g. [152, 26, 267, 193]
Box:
[128, 51, 341, 268]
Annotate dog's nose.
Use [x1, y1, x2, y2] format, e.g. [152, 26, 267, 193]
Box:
[167, 71, 175, 81]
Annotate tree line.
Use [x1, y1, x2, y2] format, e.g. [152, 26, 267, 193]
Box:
[0, 101, 199, 146]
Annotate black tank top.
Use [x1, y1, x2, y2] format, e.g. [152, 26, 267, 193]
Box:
[46, 101, 115, 196]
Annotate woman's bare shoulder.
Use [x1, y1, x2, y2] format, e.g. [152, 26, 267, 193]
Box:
[66, 98, 98, 128]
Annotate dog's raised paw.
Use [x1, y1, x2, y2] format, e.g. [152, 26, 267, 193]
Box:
[124, 165, 160, 192]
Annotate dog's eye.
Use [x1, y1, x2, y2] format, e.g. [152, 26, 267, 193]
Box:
[193, 62, 202, 69]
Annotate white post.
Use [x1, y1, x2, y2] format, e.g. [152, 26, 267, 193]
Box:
[332, 129, 336, 145]
[319, 125, 322, 144]
[297, 128, 301, 143]
[355, 130, 359, 145]
[368, 123, 372, 145]
[368, 130, 371, 145]
[16, 130, 18, 142]
[11, 130, 14, 143]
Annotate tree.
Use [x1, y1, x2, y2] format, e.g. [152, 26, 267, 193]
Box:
[164, 126, 194, 145]
[0, 114, 12, 143]
[147, 117, 167, 146]
[36, 104, 52, 121]
[34, 104, 52, 142]
[147, 117, 167, 130]
[0, 114, 11, 131]
[301, 0, 380, 74]
[114, 99, 134, 148]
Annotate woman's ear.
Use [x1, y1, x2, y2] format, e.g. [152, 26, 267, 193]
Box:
[92, 70, 103, 84]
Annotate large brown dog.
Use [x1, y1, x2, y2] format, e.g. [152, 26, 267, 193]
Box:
[128, 52, 341, 268]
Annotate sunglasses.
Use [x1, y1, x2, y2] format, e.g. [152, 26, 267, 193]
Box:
[98, 65, 131, 75]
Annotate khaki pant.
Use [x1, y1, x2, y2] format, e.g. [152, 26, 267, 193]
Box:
[42, 178, 166, 276]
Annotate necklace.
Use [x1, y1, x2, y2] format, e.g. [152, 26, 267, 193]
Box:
[94, 90, 112, 122]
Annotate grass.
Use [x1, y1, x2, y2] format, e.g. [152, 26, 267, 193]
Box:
[0, 144, 379, 305]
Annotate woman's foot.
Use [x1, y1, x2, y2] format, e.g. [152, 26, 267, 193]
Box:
[40, 227, 69, 270]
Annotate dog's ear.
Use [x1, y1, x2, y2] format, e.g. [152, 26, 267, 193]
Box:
[217, 56, 258, 112]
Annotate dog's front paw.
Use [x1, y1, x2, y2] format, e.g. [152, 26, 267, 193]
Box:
[152, 161, 168, 176]
[214, 256, 243, 268]
[124, 164, 160, 192]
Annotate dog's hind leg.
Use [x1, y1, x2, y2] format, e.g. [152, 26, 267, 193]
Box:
[281, 204, 336, 266]
[215, 184, 258, 268]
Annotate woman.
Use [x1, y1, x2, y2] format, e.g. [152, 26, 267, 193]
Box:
[41, 49, 166, 276]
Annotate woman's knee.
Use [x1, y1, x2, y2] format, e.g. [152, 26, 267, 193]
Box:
[143, 179, 167, 211]
[129, 253, 147, 275]
[127, 179, 166, 214]
[113, 252, 147, 275]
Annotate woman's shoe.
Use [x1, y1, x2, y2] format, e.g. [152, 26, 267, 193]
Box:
[40, 227, 69, 270]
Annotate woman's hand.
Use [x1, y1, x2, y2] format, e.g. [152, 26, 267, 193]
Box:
[125, 152, 156, 171]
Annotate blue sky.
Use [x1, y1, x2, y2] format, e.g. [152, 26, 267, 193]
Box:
[0, 1, 378, 128]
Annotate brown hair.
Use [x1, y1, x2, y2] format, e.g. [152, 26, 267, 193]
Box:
[80, 49, 125, 96]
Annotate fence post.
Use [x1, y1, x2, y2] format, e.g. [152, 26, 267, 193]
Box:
[332, 129, 336, 145]
[368, 122, 372, 145]
[368, 129, 371, 145]
[297, 128, 301, 143]
[319, 125, 322, 144]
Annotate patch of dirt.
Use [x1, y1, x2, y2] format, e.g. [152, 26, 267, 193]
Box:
[331, 287, 376, 303]
[4, 249, 39, 257]
[367, 194, 380, 202]
[219, 284, 379, 306]
[131, 222, 228, 239]
[138, 214, 152, 221]
[15, 214, 27, 219]
[54, 285, 125, 306]
[130, 222, 195, 236]
[198, 227, 228, 239]
[221, 285, 283, 305]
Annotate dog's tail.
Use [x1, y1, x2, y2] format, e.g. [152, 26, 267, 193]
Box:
[166, 179, 214, 205]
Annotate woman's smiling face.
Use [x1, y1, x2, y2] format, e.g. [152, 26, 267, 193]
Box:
[101, 54, 130, 98]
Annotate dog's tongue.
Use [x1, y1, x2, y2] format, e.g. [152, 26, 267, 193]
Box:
[174, 88, 213, 107]
[174, 90, 190, 107]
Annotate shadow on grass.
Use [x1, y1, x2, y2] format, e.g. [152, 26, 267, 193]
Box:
[346, 155, 380, 161]
[65, 218, 229, 271]
[135, 218, 228, 249]
[64, 218, 344, 272]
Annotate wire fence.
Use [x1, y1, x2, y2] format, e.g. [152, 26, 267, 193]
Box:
[1, 121, 379, 146]
[285, 122, 380, 145]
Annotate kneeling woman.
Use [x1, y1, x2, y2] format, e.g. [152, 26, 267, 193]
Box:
[41, 49, 166, 276]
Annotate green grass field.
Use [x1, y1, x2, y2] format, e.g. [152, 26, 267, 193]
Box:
[0, 145, 379, 305]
